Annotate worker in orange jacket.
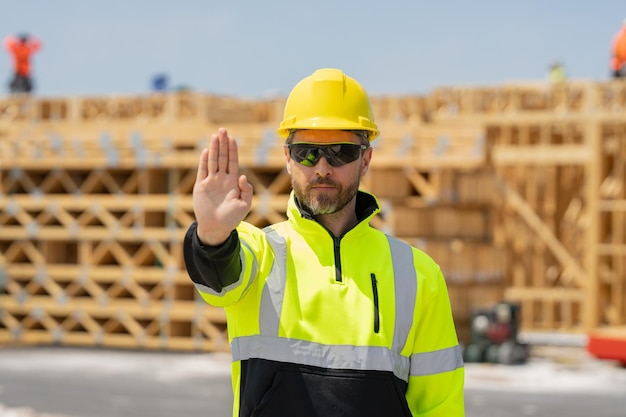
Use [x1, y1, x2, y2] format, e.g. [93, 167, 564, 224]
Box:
[3, 32, 42, 93]
[611, 20, 626, 78]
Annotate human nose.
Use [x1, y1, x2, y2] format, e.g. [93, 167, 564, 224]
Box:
[314, 155, 333, 176]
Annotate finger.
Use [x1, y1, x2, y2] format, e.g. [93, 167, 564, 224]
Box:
[228, 136, 240, 178]
[207, 134, 219, 175]
[217, 128, 229, 174]
[196, 148, 209, 181]
[239, 175, 253, 203]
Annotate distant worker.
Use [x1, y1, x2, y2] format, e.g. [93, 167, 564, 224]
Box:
[548, 61, 567, 84]
[3, 32, 42, 93]
[151, 73, 169, 92]
[610, 19, 626, 78]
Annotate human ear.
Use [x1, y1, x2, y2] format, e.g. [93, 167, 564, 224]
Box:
[360, 147, 372, 177]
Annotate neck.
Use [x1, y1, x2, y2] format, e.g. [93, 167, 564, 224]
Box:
[316, 199, 358, 237]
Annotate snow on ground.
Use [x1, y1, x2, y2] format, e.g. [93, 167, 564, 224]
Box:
[465, 358, 626, 396]
[465, 344, 626, 396]
[0, 404, 66, 417]
[0, 348, 232, 381]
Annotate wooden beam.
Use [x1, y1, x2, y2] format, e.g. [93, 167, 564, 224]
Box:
[584, 118, 602, 331]
[504, 286, 585, 301]
[497, 179, 588, 286]
[492, 144, 590, 165]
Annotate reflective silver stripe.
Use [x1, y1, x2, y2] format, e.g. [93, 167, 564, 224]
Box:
[410, 345, 464, 376]
[387, 235, 417, 358]
[259, 228, 287, 335]
[193, 240, 258, 298]
[231, 335, 410, 380]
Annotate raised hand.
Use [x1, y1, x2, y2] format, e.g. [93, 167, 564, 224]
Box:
[192, 128, 253, 245]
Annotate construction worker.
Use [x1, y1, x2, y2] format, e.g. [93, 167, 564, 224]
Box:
[548, 61, 567, 84]
[183, 68, 465, 416]
[3, 32, 42, 93]
[610, 19, 626, 78]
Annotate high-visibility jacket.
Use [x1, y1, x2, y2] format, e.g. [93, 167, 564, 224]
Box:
[611, 28, 626, 71]
[3, 35, 41, 76]
[184, 190, 465, 417]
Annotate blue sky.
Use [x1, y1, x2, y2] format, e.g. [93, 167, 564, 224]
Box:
[1, 0, 624, 98]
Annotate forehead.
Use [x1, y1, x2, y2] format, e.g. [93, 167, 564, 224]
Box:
[292, 130, 360, 144]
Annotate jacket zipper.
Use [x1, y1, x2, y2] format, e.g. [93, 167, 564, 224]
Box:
[333, 237, 342, 282]
[370, 273, 380, 333]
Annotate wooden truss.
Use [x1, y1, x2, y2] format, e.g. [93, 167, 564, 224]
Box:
[1, 81, 625, 350]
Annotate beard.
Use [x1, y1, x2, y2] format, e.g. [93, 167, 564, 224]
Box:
[292, 171, 361, 216]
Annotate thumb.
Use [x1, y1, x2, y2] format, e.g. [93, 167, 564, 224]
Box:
[239, 175, 253, 203]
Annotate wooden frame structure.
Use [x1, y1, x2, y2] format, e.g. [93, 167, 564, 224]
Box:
[1, 81, 625, 351]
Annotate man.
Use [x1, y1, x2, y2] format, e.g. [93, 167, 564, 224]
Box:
[548, 61, 566, 84]
[3, 32, 42, 93]
[610, 19, 626, 78]
[183, 68, 465, 416]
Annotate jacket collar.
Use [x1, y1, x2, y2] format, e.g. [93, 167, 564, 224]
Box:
[287, 190, 380, 235]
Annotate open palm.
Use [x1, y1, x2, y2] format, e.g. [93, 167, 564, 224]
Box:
[192, 128, 253, 246]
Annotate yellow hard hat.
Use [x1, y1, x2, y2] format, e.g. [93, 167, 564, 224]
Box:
[277, 68, 379, 140]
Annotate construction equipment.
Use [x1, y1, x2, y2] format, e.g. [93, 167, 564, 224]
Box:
[463, 302, 529, 365]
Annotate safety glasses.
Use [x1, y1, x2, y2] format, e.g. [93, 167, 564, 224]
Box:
[287, 143, 369, 167]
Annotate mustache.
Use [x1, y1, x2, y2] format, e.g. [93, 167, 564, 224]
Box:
[309, 179, 338, 187]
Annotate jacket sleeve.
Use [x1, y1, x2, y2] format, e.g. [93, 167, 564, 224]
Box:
[405, 264, 465, 416]
[183, 221, 242, 292]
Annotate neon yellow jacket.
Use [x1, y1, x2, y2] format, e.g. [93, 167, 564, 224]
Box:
[184, 191, 464, 416]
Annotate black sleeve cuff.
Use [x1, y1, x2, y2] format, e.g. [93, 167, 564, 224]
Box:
[183, 222, 242, 292]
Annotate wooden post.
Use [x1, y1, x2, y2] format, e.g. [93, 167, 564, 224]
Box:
[583, 85, 601, 331]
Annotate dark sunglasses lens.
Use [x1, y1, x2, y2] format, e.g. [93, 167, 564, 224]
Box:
[326, 144, 361, 165]
[290, 145, 321, 166]
[290, 144, 364, 167]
